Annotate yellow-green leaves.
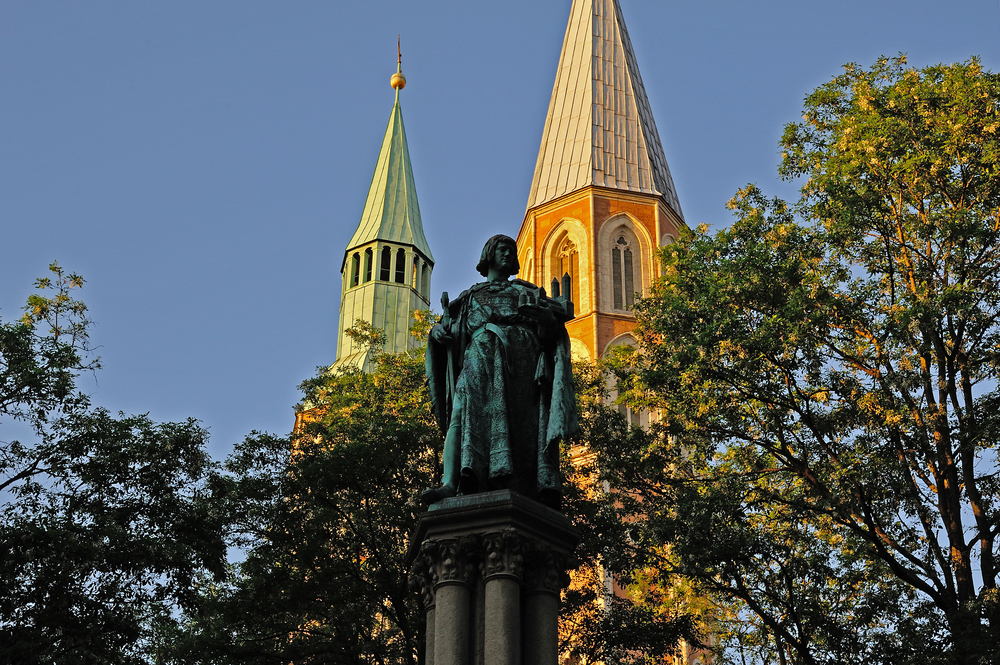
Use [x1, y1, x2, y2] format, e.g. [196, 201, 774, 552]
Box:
[601, 56, 1000, 662]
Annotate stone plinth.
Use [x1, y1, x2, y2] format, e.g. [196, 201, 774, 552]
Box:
[409, 490, 578, 665]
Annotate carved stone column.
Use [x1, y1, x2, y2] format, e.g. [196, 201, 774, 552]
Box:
[410, 542, 439, 665]
[409, 490, 578, 665]
[432, 537, 478, 665]
[482, 530, 524, 665]
[522, 546, 565, 665]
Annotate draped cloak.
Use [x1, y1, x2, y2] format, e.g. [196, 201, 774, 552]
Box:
[426, 278, 577, 498]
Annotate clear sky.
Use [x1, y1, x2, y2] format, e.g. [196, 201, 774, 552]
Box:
[2, 1, 997, 459]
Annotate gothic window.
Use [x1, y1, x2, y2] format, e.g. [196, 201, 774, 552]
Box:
[540, 222, 590, 313]
[556, 238, 579, 302]
[364, 248, 373, 282]
[350, 253, 360, 288]
[611, 235, 636, 310]
[380, 247, 392, 281]
[422, 264, 431, 298]
[395, 248, 406, 284]
[605, 334, 647, 429]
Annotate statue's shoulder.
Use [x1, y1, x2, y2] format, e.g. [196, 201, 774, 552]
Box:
[450, 282, 488, 306]
[462, 282, 492, 297]
[456, 280, 536, 302]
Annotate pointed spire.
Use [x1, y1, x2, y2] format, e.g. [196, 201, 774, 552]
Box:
[345, 46, 432, 262]
[526, 0, 683, 217]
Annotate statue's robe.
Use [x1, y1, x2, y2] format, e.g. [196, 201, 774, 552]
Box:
[426, 279, 577, 499]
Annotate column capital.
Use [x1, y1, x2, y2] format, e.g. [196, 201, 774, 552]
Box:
[523, 544, 570, 596]
[427, 536, 479, 589]
[409, 541, 439, 609]
[482, 529, 524, 582]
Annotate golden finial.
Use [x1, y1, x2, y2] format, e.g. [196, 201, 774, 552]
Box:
[390, 35, 407, 90]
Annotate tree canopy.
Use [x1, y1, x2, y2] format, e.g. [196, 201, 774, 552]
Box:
[151, 322, 443, 664]
[0, 264, 226, 665]
[601, 56, 1000, 664]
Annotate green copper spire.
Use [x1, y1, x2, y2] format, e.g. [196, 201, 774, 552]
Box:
[345, 55, 433, 263]
[334, 47, 434, 372]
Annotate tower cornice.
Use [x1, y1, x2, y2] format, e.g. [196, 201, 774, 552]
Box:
[521, 185, 685, 229]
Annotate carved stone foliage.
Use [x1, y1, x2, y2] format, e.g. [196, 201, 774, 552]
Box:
[523, 545, 568, 595]
[411, 529, 575, 604]
[482, 529, 524, 581]
[409, 540, 440, 609]
[431, 536, 479, 587]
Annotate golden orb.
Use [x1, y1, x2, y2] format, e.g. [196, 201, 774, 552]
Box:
[390, 72, 407, 90]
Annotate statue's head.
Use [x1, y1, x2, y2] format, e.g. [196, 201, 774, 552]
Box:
[476, 234, 520, 277]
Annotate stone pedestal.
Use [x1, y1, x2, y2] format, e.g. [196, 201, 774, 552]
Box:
[409, 490, 578, 665]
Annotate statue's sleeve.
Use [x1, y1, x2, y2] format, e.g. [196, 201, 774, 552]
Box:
[426, 336, 450, 435]
[544, 330, 579, 448]
[425, 292, 469, 435]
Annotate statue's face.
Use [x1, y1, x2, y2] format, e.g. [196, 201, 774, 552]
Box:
[492, 241, 517, 274]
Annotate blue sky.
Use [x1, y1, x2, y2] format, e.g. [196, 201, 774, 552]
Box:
[2, 0, 997, 459]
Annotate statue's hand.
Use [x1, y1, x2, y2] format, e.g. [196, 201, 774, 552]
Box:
[430, 323, 453, 345]
[518, 303, 556, 326]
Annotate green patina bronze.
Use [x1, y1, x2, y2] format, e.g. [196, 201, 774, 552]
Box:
[422, 235, 578, 509]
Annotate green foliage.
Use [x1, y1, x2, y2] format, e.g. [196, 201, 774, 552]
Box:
[560, 360, 704, 665]
[344, 319, 389, 352]
[0, 264, 226, 664]
[1, 263, 94, 434]
[159, 334, 439, 664]
[599, 57, 1000, 664]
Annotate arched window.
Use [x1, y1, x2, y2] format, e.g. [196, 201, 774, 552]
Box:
[395, 248, 406, 284]
[350, 253, 360, 287]
[364, 248, 373, 282]
[422, 264, 431, 299]
[412, 256, 420, 289]
[556, 238, 579, 302]
[611, 235, 636, 310]
[541, 220, 589, 313]
[380, 247, 392, 281]
[604, 334, 646, 428]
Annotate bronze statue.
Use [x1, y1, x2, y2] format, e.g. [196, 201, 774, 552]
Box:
[422, 234, 578, 509]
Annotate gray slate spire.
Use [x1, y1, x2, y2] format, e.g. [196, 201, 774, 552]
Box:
[526, 0, 683, 218]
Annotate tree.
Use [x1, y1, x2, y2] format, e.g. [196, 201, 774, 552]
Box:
[600, 57, 1000, 664]
[560, 360, 705, 665]
[158, 328, 439, 665]
[0, 264, 226, 664]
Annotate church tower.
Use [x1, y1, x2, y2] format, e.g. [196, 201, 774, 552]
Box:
[516, 0, 685, 363]
[334, 50, 434, 371]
